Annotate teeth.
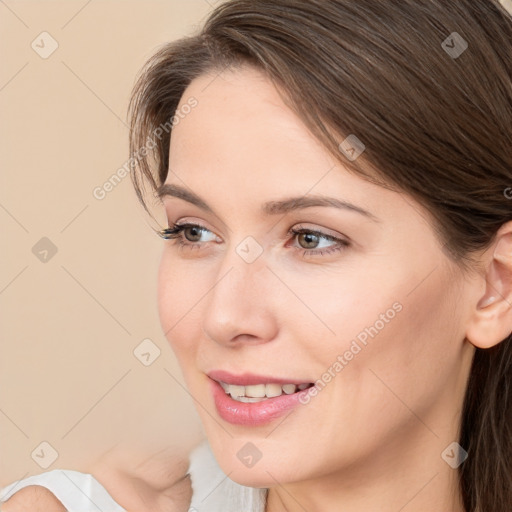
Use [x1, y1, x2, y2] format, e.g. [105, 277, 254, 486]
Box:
[236, 396, 268, 403]
[229, 385, 245, 398]
[220, 381, 308, 401]
[245, 384, 266, 397]
[265, 383, 283, 398]
[282, 384, 297, 394]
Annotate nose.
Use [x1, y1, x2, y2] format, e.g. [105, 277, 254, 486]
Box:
[201, 249, 279, 347]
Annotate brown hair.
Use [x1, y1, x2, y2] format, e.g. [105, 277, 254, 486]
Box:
[128, 1, 512, 510]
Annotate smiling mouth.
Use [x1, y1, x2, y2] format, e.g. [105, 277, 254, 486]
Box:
[217, 381, 315, 402]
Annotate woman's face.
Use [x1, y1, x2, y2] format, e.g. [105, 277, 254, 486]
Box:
[158, 65, 476, 487]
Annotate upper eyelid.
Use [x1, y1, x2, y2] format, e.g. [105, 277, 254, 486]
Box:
[162, 202, 232, 234]
[160, 222, 216, 238]
[172, 219, 220, 236]
[164, 201, 352, 238]
[164, 222, 346, 245]
[171, 221, 338, 236]
[291, 225, 344, 241]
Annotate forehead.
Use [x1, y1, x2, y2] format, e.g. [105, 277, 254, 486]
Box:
[165, 65, 426, 232]
[176, 65, 293, 126]
[172, 66, 322, 152]
[169, 66, 340, 189]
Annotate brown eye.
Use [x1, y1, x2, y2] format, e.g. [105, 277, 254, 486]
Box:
[183, 226, 204, 242]
[158, 223, 219, 244]
[289, 227, 349, 257]
[297, 232, 320, 249]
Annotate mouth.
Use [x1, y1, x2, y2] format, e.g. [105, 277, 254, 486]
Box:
[217, 381, 314, 402]
[207, 371, 316, 426]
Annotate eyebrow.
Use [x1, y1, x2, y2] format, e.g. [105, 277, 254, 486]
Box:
[157, 183, 379, 221]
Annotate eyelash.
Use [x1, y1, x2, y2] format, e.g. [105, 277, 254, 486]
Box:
[158, 222, 350, 258]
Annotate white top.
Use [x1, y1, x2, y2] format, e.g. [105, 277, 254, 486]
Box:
[188, 440, 267, 512]
[0, 441, 267, 511]
[0, 469, 126, 511]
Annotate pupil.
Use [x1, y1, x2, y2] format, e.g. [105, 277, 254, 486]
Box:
[185, 227, 202, 242]
[299, 232, 319, 249]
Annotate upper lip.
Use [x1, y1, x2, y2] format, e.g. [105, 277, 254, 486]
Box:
[207, 370, 312, 386]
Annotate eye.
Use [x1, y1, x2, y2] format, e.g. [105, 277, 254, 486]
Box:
[158, 223, 220, 244]
[294, 230, 331, 249]
[158, 222, 350, 258]
[288, 226, 350, 257]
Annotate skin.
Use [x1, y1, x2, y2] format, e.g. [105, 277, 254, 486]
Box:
[2, 446, 193, 512]
[2, 486, 67, 512]
[158, 64, 512, 512]
[89, 443, 193, 512]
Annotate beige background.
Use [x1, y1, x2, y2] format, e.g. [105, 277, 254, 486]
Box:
[0, 0, 222, 487]
[1, 0, 511, 488]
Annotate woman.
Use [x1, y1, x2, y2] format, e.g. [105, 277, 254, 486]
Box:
[2, 0, 511, 510]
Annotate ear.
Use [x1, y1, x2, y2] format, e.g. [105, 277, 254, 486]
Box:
[465, 221, 512, 349]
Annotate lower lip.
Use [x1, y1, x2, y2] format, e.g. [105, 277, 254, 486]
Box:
[210, 379, 311, 426]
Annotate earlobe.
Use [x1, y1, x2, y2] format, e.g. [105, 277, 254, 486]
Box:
[466, 222, 512, 349]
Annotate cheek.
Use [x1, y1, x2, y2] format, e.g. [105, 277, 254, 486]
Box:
[157, 254, 205, 360]
[274, 262, 403, 364]
[287, 258, 465, 416]
[321, 262, 465, 426]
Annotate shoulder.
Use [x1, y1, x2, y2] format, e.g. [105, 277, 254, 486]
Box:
[0, 469, 126, 512]
[1, 485, 66, 512]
